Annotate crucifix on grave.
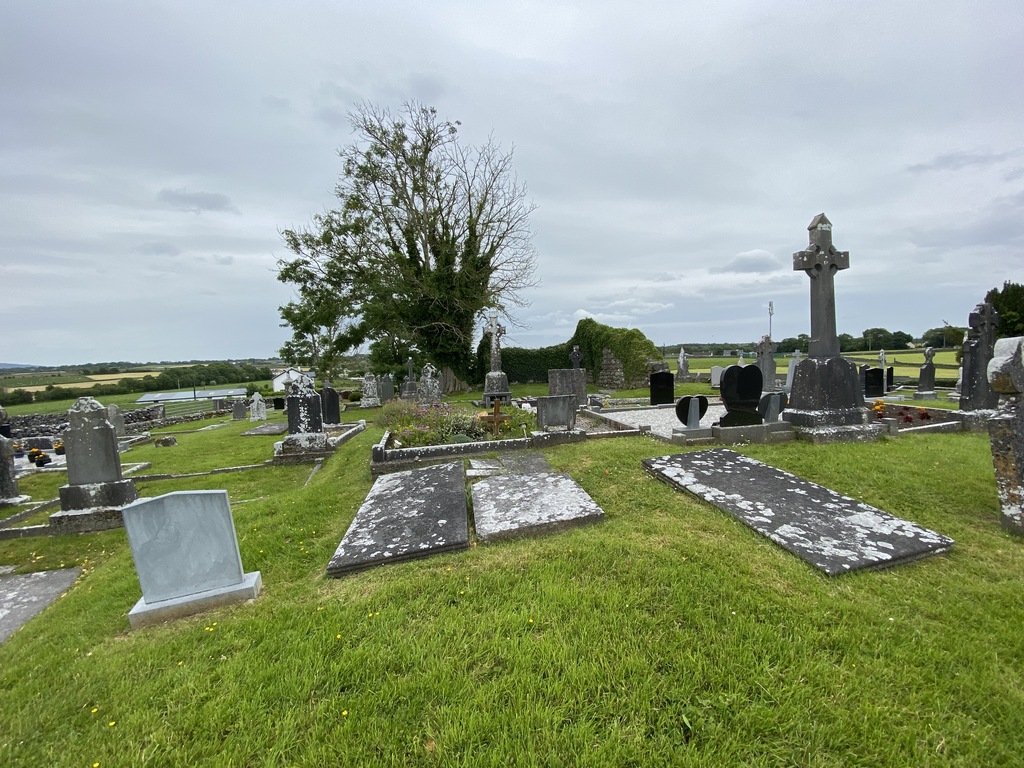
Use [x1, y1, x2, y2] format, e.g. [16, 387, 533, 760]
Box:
[478, 400, 512, 438]
[793, 213, 849, 359]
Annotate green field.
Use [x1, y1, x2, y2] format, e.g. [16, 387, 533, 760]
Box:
[1, 402, 1020, 766]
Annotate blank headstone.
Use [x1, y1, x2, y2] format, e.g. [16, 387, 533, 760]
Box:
[649, 370, 674, 405]
[122, 490, 262, 628]
[537, 395, 577, 430]
[864, 368, 884, 398]
[320, 385, 341, 424]
[710, 366, 724, 388]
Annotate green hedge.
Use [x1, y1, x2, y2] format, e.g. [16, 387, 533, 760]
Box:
[476, 318, 660, 385]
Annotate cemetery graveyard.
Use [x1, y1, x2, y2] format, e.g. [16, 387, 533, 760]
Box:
[1, 218, 1023, 764]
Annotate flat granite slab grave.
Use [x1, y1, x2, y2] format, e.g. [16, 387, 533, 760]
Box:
[642, 449, 953, 575]
[240, 422, 289, 436]
[0, 567, 81, 643]
[327, 462, 469, 577]
[472, 473, 605, 542]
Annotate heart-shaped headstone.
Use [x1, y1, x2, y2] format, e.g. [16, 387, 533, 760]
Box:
[675, 395, 709, 426]
[721, 364, 763, 411]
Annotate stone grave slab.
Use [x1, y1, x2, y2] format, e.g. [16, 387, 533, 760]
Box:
[327, 462, 469, 576]
[240, 422, 289, 436]
[0, 567, 81, 643]
[472, 473, 604, 542]
[642, 449, 953, 575]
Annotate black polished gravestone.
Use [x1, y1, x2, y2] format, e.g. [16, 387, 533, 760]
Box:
[864, 367, 884, 398]
[649, 370, 674, 406]
[642, 449, 954, 575]
[326, 463, 469, 577]
[675, 395, 709, 428]
[273, 397, 285, 411]
[886, 366, 894, 393]
[757, 391, 788, 422]
[320, 386, 341, 425]
[719, 364, 763, 426]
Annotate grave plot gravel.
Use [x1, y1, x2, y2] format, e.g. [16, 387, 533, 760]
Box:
[598, 404, 726, 439]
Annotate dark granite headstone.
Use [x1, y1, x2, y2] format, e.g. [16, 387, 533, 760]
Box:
[864, 368, 884, 398]
[273, 397, 285, 411]
[642, 450, 954, 575]
[286, 379, 322, 434]
[379, 374, 395, 403]
[649, 370, 674, 406]
[719, 364, 763, 426]
[885, 366, 894, 393]
[231, 400, 246, 420]
[326, 462, 469, 576]
[472, 473, 604, 542]
[674, 395, 708, 428]
[320, 386, 341, 425]
[757, 392, 788, 422]
[917, 361, 936, 395]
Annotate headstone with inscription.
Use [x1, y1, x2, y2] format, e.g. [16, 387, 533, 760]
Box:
[419, 364, 441, 404]
[380, 373, 395, 403]
[915, 347, 936, 400]
[754, 335, 778, 389]
[231, 400, 247, 420]
[361, 374, 381, 409]
[249, 392, 267, 422]
[286, 379, 323, 434]
[320, 385, 341, 423]
[57, 397, 137, 515]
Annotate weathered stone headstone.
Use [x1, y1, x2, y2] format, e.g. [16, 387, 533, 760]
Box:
[986, 336, 1024, 536]
[536, 395, 577, 431]
[782, 214, 870, 430]
[548, 368, 587, 406]
[401, 357, 418, 400]
[1, 435, 26, 504]
[754, 335, 778, 389]
[784, 350, 802, 394]
[320, 385, 341, 423]
[57, 397, 137, 516]
[379, 373, 395, 403]
[231, 400, 246, 420]
[675, 347, 690, 382]
[649, 370, 674, 406]
[710, 366, 724, 388]
[286, 378, 323, 434]
[643, 450, 954, 575]
[960, 301, 1000, 411]
[675, 395, 708, 429]
[719, 364, 764, 427]
[122, 490, 262, 628]
[419, 363, 442, 405]
[249, 392, 267, 422]
[107, 404, 126, 436]
[915, 347, 937, 400]
[361, 374, 381, 409]
[0, 404, 9, 439]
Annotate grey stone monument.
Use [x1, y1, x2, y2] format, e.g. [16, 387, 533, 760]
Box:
[57, 397, 138, 518]
[286, 378, 323, 434]
[361, 373, 381, 408]
[754, 335, 778, 389]
[401, 357, 418, 399]
[1, 435, 28, 505]
[536, 395, 577, 431]
[675, 347, 690, 383]
[985, 336, 1024, 536]
[569, 345, 582, 369]
[482, 311, 511, 407]
[231, 400, 247, 420]
[107, 404, 126, 436]
[320, 385, 341, 424]
[380, 373, 395, 402]
[418, 363, 441, 404]
[782, 214, 871, 431]
[710, 365, 724, 388]
[249, 392, 267, 422]
[122, 490, 262, 628]
[960, 302, 1000, 411]
[549, 345, 587, 406]
[915, 347, 937, 400]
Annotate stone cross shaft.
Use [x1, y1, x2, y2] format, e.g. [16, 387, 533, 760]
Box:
[793, 213, 849, 358]
[485, 311, 505, 372]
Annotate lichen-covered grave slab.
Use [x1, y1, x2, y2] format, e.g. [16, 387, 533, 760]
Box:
[472, 473, 604, 542]
[642, 449, 953, 575]
[326, 462, 468, 577]
[0, 567, 81, 643]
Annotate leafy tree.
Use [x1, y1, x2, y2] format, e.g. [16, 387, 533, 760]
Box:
[277, 101, 538, 386]
[862, 328, 894, 350]
[777, 335, 809, 354]
[838, 333, 863, 352]
[985, 281, 1024, 339]
[920, 325, 966, 348]
[890, 331, 914, 349]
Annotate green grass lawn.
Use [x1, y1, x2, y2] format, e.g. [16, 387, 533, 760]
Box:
[1, 405, 1021, 765]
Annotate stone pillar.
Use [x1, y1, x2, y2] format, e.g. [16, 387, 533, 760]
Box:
[986, 337, 1024, 536]
[0, 435, 24, 504]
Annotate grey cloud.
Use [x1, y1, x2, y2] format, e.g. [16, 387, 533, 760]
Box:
[157, 188, 240, 214]
[212, 254, 235, 266]
[709, 251, 783, 274]
[906, 149, 1018, 173]
[262, 95, 291, 112]
[137, 242, 182, 257]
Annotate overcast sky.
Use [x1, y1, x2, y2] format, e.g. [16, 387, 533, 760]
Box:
[3, 1, 1022, 367]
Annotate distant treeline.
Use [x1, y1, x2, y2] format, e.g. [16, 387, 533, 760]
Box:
[0, 362, 271, 406]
